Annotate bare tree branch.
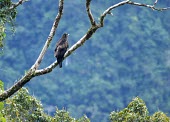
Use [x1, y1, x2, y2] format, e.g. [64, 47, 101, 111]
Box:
[99, 0, 170, 27]
[86, 0, 96, 26]
[153, 0, 158, 7]
[0, 0, 169, 101]
[9, 0, 28, 10]
[0, 0, 65, 101]
[99, 0, 130, 27]
[127, 1, 170, 11]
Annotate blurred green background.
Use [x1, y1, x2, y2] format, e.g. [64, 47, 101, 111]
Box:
[0, 0, 170, 121]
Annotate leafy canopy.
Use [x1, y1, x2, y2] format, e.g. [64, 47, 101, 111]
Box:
[2, 87, 90, 122]
[110, 97, 170, 122]
[0, 0, 17, 50]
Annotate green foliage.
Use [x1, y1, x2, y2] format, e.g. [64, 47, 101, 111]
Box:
[54, 109, 90, 122]
[0, 0, 17, 49]
[110, 97, 150, 122]
[151, 111, 170, 122]
[0, 0, 17, 23]
[0, 24, 5, 48]
[127, 97, 148, 117]
[0, 80, 6, 122]
[110, 97, 170, 122]
[1, 89, 170, 122]
[0, 80, 4, 91]
[3, 88, 47, 122]
[77, 115, 90, 122]
[54, 109, 76, 122]
[2, 88, 90, 122]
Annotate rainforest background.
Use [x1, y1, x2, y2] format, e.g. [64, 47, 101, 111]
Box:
[0, 0, 170, 121]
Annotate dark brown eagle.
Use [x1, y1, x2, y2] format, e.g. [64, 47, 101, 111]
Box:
[54, 33, 69, 68]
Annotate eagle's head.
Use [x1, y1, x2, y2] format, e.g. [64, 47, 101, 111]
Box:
[63, 33, 69, 38]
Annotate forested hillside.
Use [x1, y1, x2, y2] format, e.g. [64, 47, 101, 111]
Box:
[0, 0, 170, 121]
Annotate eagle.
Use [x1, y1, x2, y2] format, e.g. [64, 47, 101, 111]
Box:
[54, 33, 69, 68]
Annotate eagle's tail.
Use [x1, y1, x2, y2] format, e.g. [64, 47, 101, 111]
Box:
[57, 57, 63, 68]
[59, 62, 62, 68]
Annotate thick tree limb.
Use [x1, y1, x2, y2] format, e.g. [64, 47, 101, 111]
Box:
[0, 0, 169, 101]
[0, 71, 34, 101]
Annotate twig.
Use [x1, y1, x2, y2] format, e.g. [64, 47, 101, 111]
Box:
[9, 0, 28, 10]
[127, 1, 170, 11]
[153, 0, 158, 7]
